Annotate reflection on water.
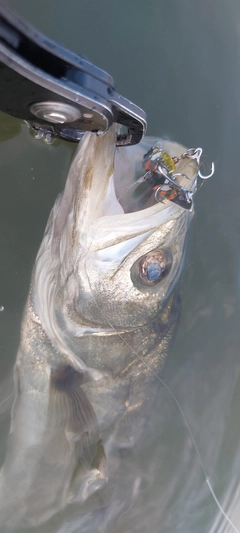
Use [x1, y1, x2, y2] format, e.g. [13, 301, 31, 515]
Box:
[1, 0, 240, 531]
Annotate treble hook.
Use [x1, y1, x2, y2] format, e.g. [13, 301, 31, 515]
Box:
[182, 147, 215, 180]
[198, 162, 215, 180]
[182, 147, 203, 165]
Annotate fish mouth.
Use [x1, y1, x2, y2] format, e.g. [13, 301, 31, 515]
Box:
[51, 125, 199, 263]
[61, 126, 198, 254]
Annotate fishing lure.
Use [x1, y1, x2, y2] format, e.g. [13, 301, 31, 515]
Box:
[142, 145, 176, 186]
[140, 145, 193, 210]
[140, 144, 214, 211]
[116, 143, 214, 210]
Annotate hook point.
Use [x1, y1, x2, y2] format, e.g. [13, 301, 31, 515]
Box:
[198, 162, 215, 180]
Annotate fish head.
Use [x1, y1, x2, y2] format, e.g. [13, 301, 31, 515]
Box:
[36, 127, 199, 332]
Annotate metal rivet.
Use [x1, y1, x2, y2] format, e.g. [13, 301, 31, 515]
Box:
[30, 102, 82, 124]
[83, 112, 93, 119]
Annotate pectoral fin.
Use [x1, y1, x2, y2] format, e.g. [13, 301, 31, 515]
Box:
[48, 364, 99, 469]
[24, 364, 103, 523]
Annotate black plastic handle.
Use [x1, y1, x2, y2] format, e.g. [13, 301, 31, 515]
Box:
[0, 2, 147, 145]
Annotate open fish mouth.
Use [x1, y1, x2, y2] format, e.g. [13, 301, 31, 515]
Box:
[52, 126, 199, 258]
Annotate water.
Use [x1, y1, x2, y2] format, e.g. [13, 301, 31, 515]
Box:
[1, 0, 240, 531]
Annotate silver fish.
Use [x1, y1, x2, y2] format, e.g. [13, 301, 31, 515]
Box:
[0, 126, 199, 532]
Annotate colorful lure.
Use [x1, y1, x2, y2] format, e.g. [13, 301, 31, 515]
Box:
[116, 143, 214, 211]
[143, 146, 176, 176]
[140, 144, 194, 210]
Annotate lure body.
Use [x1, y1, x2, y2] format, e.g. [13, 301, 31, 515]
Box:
[142, 145, 193, 210]
[142, 146, 177, 189]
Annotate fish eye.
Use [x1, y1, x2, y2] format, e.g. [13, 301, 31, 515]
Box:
[131, 249, 172, 287]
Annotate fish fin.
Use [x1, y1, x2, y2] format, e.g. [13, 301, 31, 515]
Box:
[12, 364, 104, 524]
[48, 364, 99, 470]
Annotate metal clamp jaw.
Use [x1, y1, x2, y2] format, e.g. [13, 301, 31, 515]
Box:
[0, 2, 147, 145]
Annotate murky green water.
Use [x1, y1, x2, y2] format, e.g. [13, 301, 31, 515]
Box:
[1, 0, 240, 531]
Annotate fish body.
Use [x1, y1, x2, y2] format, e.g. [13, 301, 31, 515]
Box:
[0, 127, 198, 532]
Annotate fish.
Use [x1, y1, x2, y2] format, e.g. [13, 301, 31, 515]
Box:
[0, 126, 199, 532]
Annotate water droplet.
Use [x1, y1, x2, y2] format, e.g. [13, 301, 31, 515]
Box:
[34, 130, 44, 140]
[43, 133, 55, 145]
